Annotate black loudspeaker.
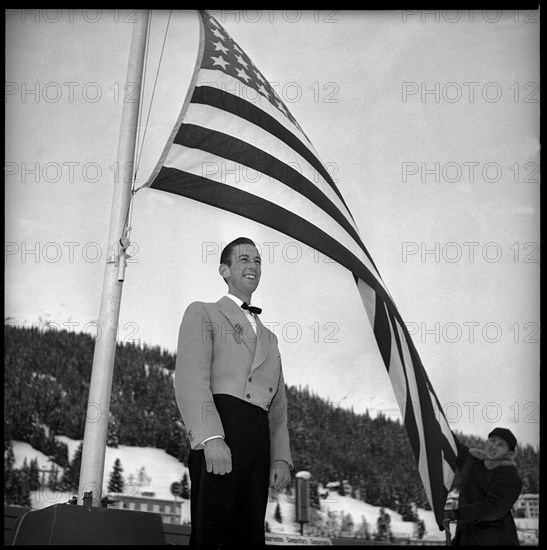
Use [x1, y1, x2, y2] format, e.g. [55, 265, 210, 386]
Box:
[10, 504, 166, 545]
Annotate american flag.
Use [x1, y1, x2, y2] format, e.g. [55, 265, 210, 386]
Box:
[141, 9, 458, 529]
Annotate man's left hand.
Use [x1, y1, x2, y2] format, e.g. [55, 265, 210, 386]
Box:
[269, 460, 291, 491]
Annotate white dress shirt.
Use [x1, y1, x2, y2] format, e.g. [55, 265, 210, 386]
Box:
[225, 293, 258, 335]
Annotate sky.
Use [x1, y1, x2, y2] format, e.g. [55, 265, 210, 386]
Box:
[5, 10, 540, 449]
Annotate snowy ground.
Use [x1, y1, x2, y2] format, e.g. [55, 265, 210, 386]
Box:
[12, 438, 537, 544]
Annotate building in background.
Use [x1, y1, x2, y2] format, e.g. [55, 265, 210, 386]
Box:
[106, 492, 186, 525]
[513, 494, 539, 519]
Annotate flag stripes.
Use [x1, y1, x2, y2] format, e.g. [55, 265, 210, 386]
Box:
[161, 144, 389, 297]
[373, 293, 393, 368]
[151, 166, 391, 301]
[189, 84, 349, 210]
[173, 120, 368, 261]
[195, 70, 316, 153]
[385, 303, 445, 515]
[181, 98, 355, 226]
[141, 9, 458, 530]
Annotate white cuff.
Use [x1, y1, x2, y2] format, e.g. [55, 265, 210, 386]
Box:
[200, 435, 224, 446]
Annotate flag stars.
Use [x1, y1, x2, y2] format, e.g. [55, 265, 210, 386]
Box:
[236, 67, 251, 83]
[279, 104, 293, 119]
[235, 54, 249, 69]
[271, 90, 282, 104]
[213, 41, 229, 54]
[207, 15, 222, 29]
[219, 32, 235, 47]
[202, 14, 296, 126]
[273, 97, 291, 118]
[275, 99, 286, 111]
[211, 28, 225, 40]
[211, 55, 230, 70]
[254, 70, 267, 85]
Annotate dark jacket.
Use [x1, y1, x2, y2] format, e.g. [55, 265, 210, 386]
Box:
[453, 439, 522, 546]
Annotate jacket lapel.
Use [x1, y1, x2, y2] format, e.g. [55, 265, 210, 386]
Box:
[250, 314, 271, 372]
[217, 296, 257, 354]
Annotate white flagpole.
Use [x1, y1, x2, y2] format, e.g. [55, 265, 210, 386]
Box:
[78, 9, 150, 507]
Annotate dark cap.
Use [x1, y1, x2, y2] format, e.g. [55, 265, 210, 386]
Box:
[488, 427, 517, 451]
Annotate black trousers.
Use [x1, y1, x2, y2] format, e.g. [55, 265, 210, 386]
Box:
[188, 394, 271, 546]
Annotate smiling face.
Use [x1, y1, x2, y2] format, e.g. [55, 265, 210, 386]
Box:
[219, 243, 262, 302]
[484, 435, 512, 460]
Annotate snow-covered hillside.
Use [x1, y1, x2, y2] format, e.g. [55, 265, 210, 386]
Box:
[11, 437, 537, 544]
[11, 437, 447, 542]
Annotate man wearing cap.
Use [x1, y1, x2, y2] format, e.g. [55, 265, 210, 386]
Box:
[444, 427, 523, 545]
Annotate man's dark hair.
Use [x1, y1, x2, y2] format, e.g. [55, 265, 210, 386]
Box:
[220, 237, 257, 266]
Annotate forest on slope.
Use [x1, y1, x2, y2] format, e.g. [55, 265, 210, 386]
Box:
[4, 324, 539, 513]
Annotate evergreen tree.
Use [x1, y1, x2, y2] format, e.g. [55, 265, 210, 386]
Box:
[21, 458, 41, 492]
[107, 458, 125, 493]
[47, 464, 63, 491]
[52, 439, 69, 469]
[399, 500, 418, 522]
[4, 448, 32, 508]
[324, 510, 340, 538]
[41, 431, 69, 469]
[6, 469, 32, 508]
[4, 443, 15, 473]
[4, 444, 16, 504]
[338, 476, 346, 496]
[354, 515, 370, 540]
[137, 465, 151, 487]
[20, 457, 30, 478]
[416, 518, 425, 540]
[107, 414, 120, 448]
[29, 424, 47, 455]
[341, 511, 354, 535]
[309, 480, 320, 509]
[61, 442, 82, 491]
[28, 457, 41, 491]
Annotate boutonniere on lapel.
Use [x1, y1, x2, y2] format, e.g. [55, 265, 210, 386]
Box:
[234, 323, 243, 343]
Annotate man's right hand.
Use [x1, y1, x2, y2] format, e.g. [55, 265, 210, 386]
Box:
[204, 438, 232, 475]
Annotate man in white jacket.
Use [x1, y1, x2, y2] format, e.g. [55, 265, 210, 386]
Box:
[175, 237, 292, 545]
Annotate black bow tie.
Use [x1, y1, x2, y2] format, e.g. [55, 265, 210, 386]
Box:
[241, 302, 262, 315]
